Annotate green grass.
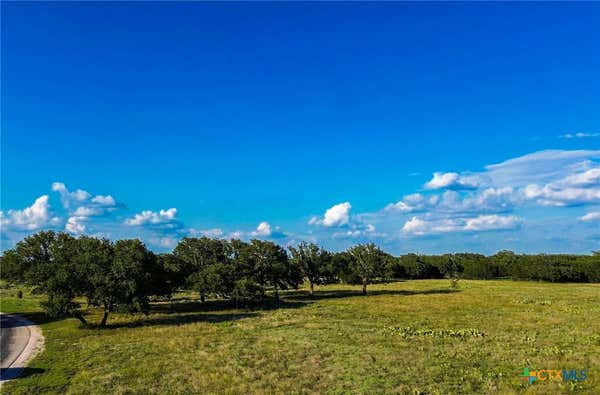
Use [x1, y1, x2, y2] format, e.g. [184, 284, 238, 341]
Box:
[1, 280, 599, 394]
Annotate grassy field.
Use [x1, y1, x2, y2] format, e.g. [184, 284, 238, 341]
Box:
[1, 280, 599, 394]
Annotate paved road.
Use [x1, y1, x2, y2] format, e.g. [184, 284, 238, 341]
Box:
[0, 314, 43, 382]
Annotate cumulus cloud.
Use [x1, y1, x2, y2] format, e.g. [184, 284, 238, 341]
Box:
[424, 172, 481, 190]
[51, 182, 120, 235]
[1, 195, 60, 231]
[401, 214, 520, 236]
[392, 150, 600, 215]
[91, 195, 116, 206]
[463, 215, 521, 231]
[122, 207, 187, 249]
[52, 182, 118, 211]
[522, 167, 600, 206]
[386, 193, 437, 213]
[251, 221, 272, 237]
[401, 217, 430, 235]
[65, 215, 87, 235]
[579, 212, 600, 222]
[52, 182, 91, 206]
[3, 149, 599, 253]
[310, 202, 352, 227]
[523, 184, 600, 206]
[558, 168, 600, 188]
[375, 150, 599, 243]
[246, 222, 288, 239]
[124, 208, 179, 226]
[386, 187, 517, 216]
[72, 206, 104, 217]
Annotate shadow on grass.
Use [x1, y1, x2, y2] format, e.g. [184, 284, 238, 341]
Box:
[150, 297, 310, 316]
[149, 287, 460, 317]
[5, 286, 460, 330]
[0, 311, 57, 326]
[0, 367, 46, 381]
[103, 311, 259, 329]
[282, 288, 460, 301]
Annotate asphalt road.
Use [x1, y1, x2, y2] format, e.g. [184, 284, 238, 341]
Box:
[0, 314, 37, 381]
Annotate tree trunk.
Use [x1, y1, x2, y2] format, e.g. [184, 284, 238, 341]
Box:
[73, 312, 88, 326]
[273, 285, 279, 300]
[99, 302, 110, 327]
[200, 294, 206, 303]
[362, 278, 367, 295]
[260, 286, 265, 302]
[309, 281, 314, 296]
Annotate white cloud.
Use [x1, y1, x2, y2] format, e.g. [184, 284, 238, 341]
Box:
[73, 206, 104, 217]
[386, 187, 517, 216]
[580, 212, 600, 222]
[453, 187, 517, 213]
[523, 183, 600, 207]
[122, 207, 185, 249]
[310, 202, 352, 227]
[51, 182, 119, 223]
[463, 215, 521, 231]
[51, 184, 120, 235]
[387, 150, 600, 219]
[485, 149, 600, 187]
[332, 230, 363, 239]
[323, 202, 351, 226]
[424, 172, 481, 190]
[381, 150, 600, 242]
[52, 182, 91, 207]
[385, 200, 414, 213]
[2, 184, 120, 241]
[560, 132, 600, 139]
[189, 228, 224, 238]
[1, 195, 60, 231]
[124, 208, 178, 226]
[251, 221, 272, 237]
[332, 223, 382, 239]
[386, 193, 438, 213]
[3, 149, 600, 253]
[401, 214, 520, 236]
[65, 216, 87, 235]
[229, 231, 244, 240]
[91, 195, 116, 206]
[225, 222, 288, 240]
[558, 168, 600, 188]
[401, 216, 436, 235]
[150, 236, 178, 248]
[424, 172, 459, 189]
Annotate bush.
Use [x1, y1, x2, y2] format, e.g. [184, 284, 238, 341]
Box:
[231, 278, 264, 306]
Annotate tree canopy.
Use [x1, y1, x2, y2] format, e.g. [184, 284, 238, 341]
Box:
[1, 231, 599, 327]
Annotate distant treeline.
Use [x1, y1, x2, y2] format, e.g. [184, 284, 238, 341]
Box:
[387, 251, 599, 283]
[1, 231, 598, 326]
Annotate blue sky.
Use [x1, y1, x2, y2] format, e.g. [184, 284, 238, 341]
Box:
[1, 2, 599, 254]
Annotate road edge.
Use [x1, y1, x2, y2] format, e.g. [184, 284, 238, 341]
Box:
[0, 313, 45, 383]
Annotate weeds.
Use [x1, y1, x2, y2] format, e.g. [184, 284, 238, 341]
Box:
[383, 326, 485, 339]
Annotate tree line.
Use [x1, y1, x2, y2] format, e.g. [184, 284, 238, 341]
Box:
[1, 231, 598, 326]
